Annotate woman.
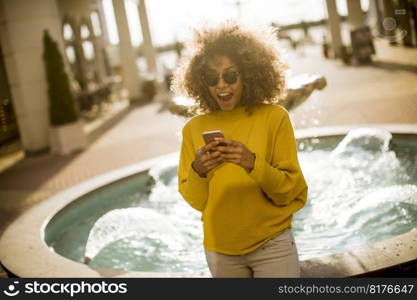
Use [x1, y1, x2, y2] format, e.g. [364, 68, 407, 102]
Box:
[173, 23, 308, 278]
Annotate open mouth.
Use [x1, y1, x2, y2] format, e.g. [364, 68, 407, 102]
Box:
[217, 92, 233, 102]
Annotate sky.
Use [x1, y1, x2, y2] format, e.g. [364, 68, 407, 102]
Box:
[102, 0, 369, 46]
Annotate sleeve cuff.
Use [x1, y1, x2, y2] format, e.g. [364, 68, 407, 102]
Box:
[188, 164, 208, 186]
[248, 152, 266, 184]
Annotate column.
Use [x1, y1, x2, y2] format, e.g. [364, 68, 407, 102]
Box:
[96, 0, 113, 75]
[347, 0, 375, 63]
[138, 0, 157, 75]
[0, 0, 66, 153]
[373, 0, 385, 36]
[325, 0, 343, 58]
[88, 15, 108, 82]
[88, 0, 108, 81]
[346, 0, 364, 30]
[112, 0, 141, 100]
[96, 0, 110, 44]
[72, 19, 89, 88]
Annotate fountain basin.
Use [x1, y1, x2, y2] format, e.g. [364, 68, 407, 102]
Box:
[1, 124, 416, 278]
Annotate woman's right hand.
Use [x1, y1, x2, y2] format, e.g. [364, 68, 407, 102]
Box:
[192, 141, 223, 178]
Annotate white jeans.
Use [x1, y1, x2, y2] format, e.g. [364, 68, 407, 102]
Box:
[204, 229, 300, 278]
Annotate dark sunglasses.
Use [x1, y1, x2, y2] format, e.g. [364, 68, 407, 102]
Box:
[202, 70, 240, 87]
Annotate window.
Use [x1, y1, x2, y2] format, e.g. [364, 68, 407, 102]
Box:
[65, 46, 76, 63]
[82, 41, 95, 60]
[63, 23, 74, 41]
[90, 11, 102, 37]
[80, 24, 90, 39]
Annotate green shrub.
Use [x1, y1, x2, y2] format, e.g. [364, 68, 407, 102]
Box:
[42, 30, 79, 126]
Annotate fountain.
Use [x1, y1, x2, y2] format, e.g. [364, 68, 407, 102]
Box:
[1, 75, 417, 278]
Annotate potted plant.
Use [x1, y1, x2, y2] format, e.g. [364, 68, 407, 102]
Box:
[43, 30, 87, 155]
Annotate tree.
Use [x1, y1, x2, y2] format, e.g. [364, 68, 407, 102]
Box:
[43, 30, 79, 126]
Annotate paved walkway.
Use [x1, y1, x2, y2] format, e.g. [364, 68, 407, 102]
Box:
[0, 102, 186, 234]
[0, 38, 416, 278]
[285, 39, 417, 128]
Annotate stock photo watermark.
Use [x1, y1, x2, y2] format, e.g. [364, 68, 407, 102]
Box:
[3, 281, 20, 297]
[2, 280, 128, 298]
[372, 9, 409, 42]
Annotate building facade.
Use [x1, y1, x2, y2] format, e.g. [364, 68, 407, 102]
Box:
[0, 0, 155, 154]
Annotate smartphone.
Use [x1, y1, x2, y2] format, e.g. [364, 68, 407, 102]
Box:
[202, 130, 224, 144]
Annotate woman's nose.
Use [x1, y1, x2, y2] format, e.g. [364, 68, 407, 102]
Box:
[216, 76, 227, 88]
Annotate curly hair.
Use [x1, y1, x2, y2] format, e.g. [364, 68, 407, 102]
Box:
[171, 21, 287, 115]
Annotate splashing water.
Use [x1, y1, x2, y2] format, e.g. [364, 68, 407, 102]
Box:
[293, 129, 417, 259]
[332, 127, 393, 158]
[84, 208, 184, 261]
[83, 158, 206, 272]
[48, 129, 417, 272]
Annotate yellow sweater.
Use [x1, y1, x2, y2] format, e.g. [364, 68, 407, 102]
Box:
[178, 104, 308, 255]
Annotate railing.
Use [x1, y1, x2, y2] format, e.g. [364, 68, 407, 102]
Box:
[75, 76, 125, 118]
[77, 81, 113, 114]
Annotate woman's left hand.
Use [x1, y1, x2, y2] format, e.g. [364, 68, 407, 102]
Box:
[213, 138, 256, 173]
